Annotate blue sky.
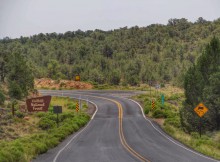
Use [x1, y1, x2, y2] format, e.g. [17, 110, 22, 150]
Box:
[0, 0, 220, 38]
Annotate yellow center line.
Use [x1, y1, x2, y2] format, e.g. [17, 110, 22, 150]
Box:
[93, 96, 150, 162]
[43, 92, 150, 162]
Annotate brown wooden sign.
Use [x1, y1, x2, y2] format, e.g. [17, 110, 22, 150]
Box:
[26, 96, 51, 112]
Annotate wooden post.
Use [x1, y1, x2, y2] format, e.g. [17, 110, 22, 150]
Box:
[12, 100, 15, 117]
[199, 118, 202, 137]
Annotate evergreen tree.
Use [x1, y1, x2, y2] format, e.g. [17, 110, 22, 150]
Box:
[182, 38, 220, 132]
[7, 52, 34, 99]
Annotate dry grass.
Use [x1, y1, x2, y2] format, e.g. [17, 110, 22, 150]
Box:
[164, 125, 220, 160]
[51, 96, 70, 112]
[0, 96, 83, 142]
[51, 96, 88, 112]
[134, 84, 220, 160]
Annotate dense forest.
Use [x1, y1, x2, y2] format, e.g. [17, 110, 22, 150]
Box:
[1, 17, 220, 88]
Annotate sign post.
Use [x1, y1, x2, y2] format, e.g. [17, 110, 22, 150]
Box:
[194, 103, 209, 137]
[161, 94, 165, 107]
[11, 100, 15, 117]
[53, 106, 62, 128]
[79, 95, 82, 110]
[149, 80, 152, 97]
[155, 83, 160, 97]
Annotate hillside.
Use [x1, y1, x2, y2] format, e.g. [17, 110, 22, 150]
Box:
[1, 18, 220, 87]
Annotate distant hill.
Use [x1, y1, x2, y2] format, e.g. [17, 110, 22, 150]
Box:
[1, 17, 220, 87]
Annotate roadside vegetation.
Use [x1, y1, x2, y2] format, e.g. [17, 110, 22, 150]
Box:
[0, 97, 90, 162]
[133, 85, 220, 160]
[133, 38, 220, 160]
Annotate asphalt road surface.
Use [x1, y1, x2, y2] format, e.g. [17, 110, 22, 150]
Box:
[32, 90, 220, 162]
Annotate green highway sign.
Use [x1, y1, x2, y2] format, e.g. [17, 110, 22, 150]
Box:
[161, 94, 165, 106]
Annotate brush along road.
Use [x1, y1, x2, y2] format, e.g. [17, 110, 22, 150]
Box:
[33, 90, 219, 162]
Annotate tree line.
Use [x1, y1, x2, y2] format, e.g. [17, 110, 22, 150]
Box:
[1, 17, 220, 87]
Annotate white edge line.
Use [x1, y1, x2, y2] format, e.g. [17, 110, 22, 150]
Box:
[50, 95, 98, 162]
[128, 98, 220, 162]
[41, 91, 219, 161]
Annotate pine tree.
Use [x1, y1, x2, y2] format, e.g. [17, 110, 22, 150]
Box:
[7, 52, 34, 99]
[182, 37, 220, 132]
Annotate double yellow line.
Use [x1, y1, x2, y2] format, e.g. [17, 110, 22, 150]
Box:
[45, 91, 150, 161]
[97, 96, 150, 162]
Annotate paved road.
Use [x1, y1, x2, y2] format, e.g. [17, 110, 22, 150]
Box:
[33, 90, 219, 162]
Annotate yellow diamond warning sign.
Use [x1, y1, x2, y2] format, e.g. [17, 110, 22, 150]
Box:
[194, 103, 208, 117]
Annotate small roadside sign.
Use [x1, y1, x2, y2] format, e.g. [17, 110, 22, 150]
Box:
[194, 103, 208, 137]
[76, 102, 79, 112]
[152, 100, 155, 109]
[75, 75, 80, 81]
[53, 106, 62, 114]
[161, 94, 165, 106]
[194, 103, 208, 117]
[53, 106, 62, 127]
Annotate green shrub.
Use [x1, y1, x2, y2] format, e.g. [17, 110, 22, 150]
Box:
[152, 109, 167, 118]
[83, 104, 88, 109]
[95, 84, 110, 90]
[35, 112, 46, 118]
[164, 125, 175, 134]
[127, 76, 139, 86]
[8, 81, 23, 100]
[165, 117, 181, 127]
[161, 83, 165, 88]
[67, 103, 76, 109]
[144, 105, 150, 114]
[191, 132, 200, 139]
[48, 106, 53, 113]
[60, 112, 74, 121]
[7, 102, 12, 108]
[168, 93, 182, 100]
[0, 112, 90, 162]
[32, 140, 48, 154]
[45, 113, 57, 121]
[164, 110, 176, 118]
[16, 111, 25, 118]
[38, 118, 56, 130]
[60, 82, 66, 87]
[109, 70, 120, 85]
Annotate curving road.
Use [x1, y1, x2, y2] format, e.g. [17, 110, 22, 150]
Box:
[32, 90, 219, 162]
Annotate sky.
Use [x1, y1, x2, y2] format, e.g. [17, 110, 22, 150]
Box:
[0, 0, 220, 39]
